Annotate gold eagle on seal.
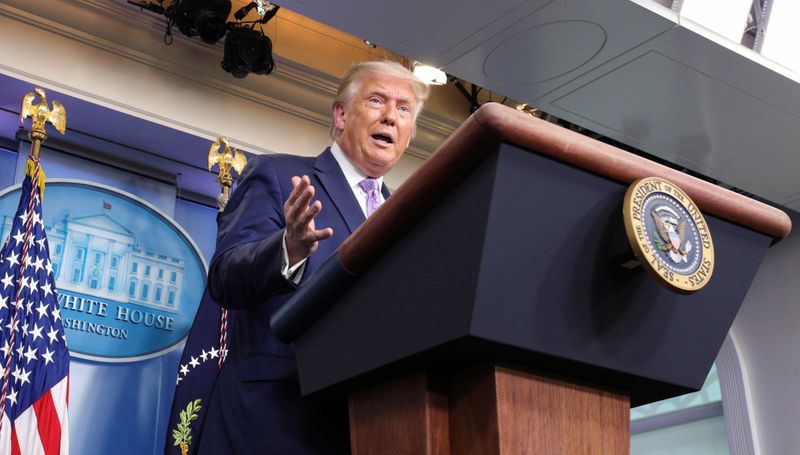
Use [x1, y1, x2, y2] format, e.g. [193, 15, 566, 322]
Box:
[651, 208, 691, 263]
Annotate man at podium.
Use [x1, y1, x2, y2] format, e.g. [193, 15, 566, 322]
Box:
[197, 60, 429, 454]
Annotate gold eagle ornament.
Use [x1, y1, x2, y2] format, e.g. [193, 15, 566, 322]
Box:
[208, 137, 247, 210]
[21, 87, 67, 136]
[208, 137, 247, 179]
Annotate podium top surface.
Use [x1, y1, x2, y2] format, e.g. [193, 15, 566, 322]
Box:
[339, 102, 791, 274]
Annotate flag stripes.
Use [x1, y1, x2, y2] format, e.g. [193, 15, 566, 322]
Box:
[0, 156, 70, 455]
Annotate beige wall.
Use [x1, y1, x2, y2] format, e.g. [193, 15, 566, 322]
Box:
[0, 0, 468, 187]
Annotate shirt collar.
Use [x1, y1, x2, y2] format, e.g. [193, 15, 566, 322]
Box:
[331, 142, 384, 189]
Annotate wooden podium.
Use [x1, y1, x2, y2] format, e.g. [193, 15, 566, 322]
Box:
[272, 103, 791, 454]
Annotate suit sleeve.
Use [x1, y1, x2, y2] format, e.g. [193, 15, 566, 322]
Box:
[207, 155, 295, 309]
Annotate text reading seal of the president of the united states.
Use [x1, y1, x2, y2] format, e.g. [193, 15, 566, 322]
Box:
[623, 177, 714, 293]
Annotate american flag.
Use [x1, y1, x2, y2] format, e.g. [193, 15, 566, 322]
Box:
[0, 157, 69, 454]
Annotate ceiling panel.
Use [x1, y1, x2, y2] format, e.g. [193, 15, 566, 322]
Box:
[276, 0, 550, 64]
[281, 0, 800, 210]
[549, 49, 800, 202]
[441, 0, 676, 99]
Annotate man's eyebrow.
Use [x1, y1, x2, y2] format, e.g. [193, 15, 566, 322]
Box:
[368, 88, 412, 104]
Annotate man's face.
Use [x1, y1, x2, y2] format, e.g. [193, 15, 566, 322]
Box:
[334, 74, 417, 177]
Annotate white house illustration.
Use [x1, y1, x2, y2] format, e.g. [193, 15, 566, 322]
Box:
[1, 207, 184, 313]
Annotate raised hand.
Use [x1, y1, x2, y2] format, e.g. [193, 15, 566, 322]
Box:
[283, 175, 333, 266]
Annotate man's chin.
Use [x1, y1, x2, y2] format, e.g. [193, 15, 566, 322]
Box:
[361, 160, 396, 178]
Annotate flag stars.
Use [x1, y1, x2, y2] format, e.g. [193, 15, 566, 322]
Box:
[28, 279, 39, 296]
[0, 175, 69, 426]
[179, 364, 190, 376]
[31, 256, 44, 273]
[4, 252, 19, 268]
[47, 326, 59, 344]
[41, 347, 55, 365]
[6, 388, 17, 407]
[208, 347, 219, 359]
[189, 356, 200, 368]
[0, 340, 10, 358]
[12, 230, 25, 246]
[30, 323, 44, 342]
[30, 210, 42, 228]
[19, 275, 30, 292]
[1, 272, 15, 290]
[11, 366, 31, 385]
[23, 345, 37, 363]
[36, 301, 48, 319]
[41, 281, 53, 298]
[18, 368, 31, 386]
[5, 318, 18, 334]
[200, 350, 209, 362]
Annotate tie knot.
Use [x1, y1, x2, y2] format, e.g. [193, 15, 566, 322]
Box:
[359, 178, 380, 194]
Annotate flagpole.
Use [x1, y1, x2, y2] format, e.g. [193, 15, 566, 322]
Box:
[29, 129, 45, 160]
[0, 88, 66, 431]
[208, 138, 246, 369]
[0, 159, 42, 427]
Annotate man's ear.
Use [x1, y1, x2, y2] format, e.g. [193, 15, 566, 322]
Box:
[333, 103, 346, 131]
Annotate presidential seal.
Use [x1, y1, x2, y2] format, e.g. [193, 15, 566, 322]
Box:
[623, 177, 714, 293]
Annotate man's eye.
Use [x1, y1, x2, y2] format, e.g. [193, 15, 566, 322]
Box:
[398, 105, 411, 113]
[368, 97, 382, 105]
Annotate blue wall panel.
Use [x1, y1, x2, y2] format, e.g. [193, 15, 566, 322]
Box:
[0, 147, 17, 188]
[2, 144, 219, 454]
[15, 146, 177, 217]
[175, 198, 217, 265]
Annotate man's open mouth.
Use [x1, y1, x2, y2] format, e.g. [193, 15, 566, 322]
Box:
[372, 134, 394, 144]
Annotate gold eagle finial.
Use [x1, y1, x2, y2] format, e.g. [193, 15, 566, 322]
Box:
[21, 87, 67, 136]
[208, 137, 247, 211]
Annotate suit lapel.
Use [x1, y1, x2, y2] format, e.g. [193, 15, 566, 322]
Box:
[314, 148, 365, 234]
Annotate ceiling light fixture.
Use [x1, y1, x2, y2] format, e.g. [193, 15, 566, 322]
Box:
[129, 0, 280, 78]
[412, 62, 447, 85]
[128, 0, 232, 45]
[168, 0, 232, 44]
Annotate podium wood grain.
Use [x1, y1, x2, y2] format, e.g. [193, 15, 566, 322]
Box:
[349, 371, 450, 455]
[349, 364, 630, 455]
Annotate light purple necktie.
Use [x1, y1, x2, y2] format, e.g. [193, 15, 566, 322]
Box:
[359, 178, 382, 217]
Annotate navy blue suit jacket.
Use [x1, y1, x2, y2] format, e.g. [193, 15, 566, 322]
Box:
[198, 149, 385, 454]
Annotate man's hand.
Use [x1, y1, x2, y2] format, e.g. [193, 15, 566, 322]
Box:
[284, 175, 334, 266]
